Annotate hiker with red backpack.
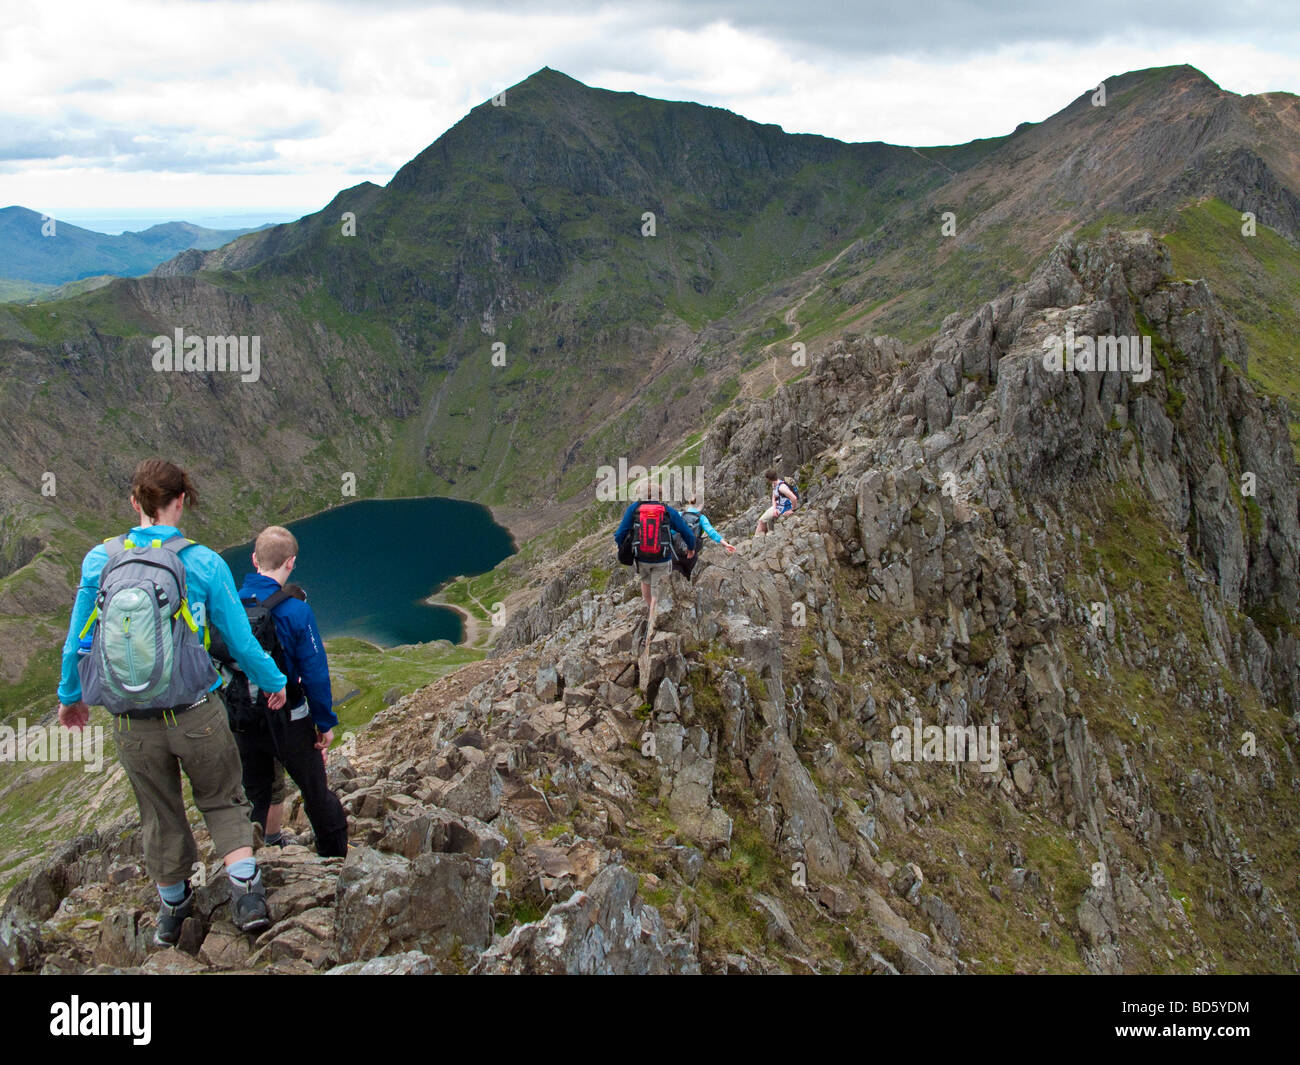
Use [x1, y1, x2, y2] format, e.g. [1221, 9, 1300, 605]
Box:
[56, 459, 288, 944]
[755, 468, 800, 535]
[614, 486, 697, 649]
[213, 525, 348, 859]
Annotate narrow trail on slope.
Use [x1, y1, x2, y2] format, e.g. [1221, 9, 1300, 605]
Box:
[737, 237, 863, 402]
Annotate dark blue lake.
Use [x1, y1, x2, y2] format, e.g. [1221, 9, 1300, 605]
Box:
[220, 497, 515, 646]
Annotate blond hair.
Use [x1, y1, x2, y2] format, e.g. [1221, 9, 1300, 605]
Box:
[254, 525, 298, 571]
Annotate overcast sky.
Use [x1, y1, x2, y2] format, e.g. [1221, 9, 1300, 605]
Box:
[3, 0, 1298, 217]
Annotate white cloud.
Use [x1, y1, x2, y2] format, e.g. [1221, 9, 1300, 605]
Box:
[1, 0, 1296, 212]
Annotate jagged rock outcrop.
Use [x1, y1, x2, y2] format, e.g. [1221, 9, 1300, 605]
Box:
[334, 849, 495, 968]
[473, 864, 698, 974]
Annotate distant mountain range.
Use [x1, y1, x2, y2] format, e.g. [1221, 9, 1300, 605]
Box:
[0, 206, 273, 291]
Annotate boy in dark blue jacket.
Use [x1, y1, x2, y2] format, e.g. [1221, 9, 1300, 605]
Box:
[231, 525, 348, 857]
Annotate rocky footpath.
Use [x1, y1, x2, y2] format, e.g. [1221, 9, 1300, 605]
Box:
[4, 231, 1298, 974]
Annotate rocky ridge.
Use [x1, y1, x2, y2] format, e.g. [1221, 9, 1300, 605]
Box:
[4, 231, 1298, 974]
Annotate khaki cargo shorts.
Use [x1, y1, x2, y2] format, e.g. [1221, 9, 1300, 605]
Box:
[112, 692, 253, 884]
[636, 559, 672, 594]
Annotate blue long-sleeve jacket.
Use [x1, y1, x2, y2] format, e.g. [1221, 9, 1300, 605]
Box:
[238, 572, 338, 732]
[59, 525, 287, 705]
[614, 501, 695, 553]
[684, 506, 725, 544]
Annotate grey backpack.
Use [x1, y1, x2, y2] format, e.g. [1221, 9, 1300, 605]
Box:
[77, 533, 218, 714]
[683, 509, 705, 551]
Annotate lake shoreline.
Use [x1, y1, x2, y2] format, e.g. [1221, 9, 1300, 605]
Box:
[424, 593, 484, 648]
[218, 496, 513, 651]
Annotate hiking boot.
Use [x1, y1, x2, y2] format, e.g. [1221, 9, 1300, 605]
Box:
[229, 868, 271, 934]
[256, 824, 300, 849]
[154, 885, 194, 946]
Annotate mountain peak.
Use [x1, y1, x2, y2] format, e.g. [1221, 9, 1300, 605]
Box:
[502, 66, 591, 101]
[1104, 63, 1223, 99]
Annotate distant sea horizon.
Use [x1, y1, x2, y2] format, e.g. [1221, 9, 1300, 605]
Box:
[39, 207, 314, 235]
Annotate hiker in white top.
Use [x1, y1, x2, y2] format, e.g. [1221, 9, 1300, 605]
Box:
[755, 468, 798, 535]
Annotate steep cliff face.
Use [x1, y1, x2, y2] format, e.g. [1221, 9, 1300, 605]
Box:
[7, 232, 1297, 975]
[706, 230, 1299, 619]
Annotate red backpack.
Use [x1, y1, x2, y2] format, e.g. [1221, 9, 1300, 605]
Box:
[633, 502, 670, 563]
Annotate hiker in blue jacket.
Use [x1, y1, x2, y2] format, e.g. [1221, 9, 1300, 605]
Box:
[614, 486, 695, 649]
[673, 495, 736, 580]
[57, 459, 286, 944]
[225, 524, 348, 858]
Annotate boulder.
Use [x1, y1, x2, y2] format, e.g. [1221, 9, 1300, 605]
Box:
[427, 758, 504, 823]
[535, 665, 559, 701]
[0, 909, 42, 973]
[378, 804, 507, 860]
[473, 865, 698, 975]
[334, 848, 496, 969]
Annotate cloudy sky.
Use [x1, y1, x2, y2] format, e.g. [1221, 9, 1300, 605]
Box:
[3, 0, 1298, 221]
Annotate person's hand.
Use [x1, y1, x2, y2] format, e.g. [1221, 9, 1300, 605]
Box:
[58, 701, 90, 730]
[725, 543, 737, 554]
[315, 728, 333, 764]
[687, 549, 695, 558]
[266, 688, 287, 710]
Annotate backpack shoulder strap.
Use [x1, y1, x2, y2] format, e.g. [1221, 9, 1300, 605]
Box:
[159, 535, 196, 556]
[152, 535, 203, 637]
[102, 534, 130, 559]
[258, 587, 296, 611]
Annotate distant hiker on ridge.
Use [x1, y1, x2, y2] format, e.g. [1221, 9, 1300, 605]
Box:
[213, 525, 349, 860]
[57, 459, 287, 944]
[755, 468, 800, 536]
[673, 494, 735, 581]
[615, 484, 696, 650]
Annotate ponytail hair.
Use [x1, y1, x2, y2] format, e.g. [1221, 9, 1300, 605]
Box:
[130, 459, 199, 520]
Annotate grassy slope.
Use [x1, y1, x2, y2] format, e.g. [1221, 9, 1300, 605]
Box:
[1158, 199, 1300, 452]
[0, 279, 53, 302]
